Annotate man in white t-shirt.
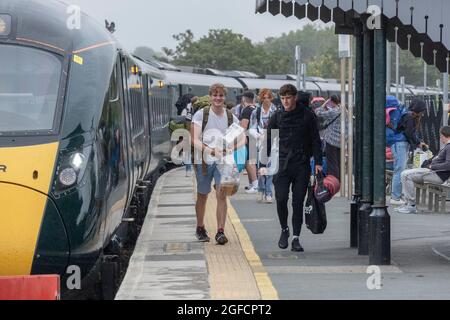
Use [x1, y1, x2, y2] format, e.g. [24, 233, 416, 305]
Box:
[191, 83, 242, 245]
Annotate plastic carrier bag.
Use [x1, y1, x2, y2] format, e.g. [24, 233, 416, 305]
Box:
[217, 123, 245, 196]
[413, 148, 433, 168]
[219, 153, 240, 196]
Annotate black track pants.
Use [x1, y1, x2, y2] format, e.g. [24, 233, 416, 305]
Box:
[325, 143, 340, 181]
[273, 163, 311, 236]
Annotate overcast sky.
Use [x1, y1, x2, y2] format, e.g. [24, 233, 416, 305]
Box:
[62, 0, 327, 54]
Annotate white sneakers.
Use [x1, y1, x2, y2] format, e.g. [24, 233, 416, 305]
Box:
[396, 205, 417, 214]
[256, 193, 273, 203]
[245, 186, 259, 194]
[245, 181, 259, 194]
[390, 198, 406, 206]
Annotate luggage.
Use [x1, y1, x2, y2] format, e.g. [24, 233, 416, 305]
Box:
[314, 172, 340, 203]
[314, 171, 332, 203]
[305, 176, 327, 234]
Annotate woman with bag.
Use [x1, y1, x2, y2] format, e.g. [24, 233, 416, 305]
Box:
[314, 95, 342, 180]
[249, 89, 277, 203]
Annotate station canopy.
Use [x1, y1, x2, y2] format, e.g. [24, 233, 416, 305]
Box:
[255, 0, 450, 73]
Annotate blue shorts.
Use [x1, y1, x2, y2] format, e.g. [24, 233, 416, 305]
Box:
[195, 163, 222, 195]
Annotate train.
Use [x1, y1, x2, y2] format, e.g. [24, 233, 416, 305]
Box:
[1, 0, 445, 300]
[0, 0, 177, 299]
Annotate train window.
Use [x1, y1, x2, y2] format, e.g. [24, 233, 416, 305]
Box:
[109, 66, 118, 102]
[0, 44, 62, 133]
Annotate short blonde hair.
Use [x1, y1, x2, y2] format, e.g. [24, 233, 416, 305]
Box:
[258, 89, 274, 102]
[209, 83, 228, 97]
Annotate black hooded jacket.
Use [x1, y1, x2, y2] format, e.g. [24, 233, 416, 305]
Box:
[398, 98, 427, 148]
[267, 101, 323, 171]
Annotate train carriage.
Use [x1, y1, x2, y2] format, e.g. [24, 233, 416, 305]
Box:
[0, 0, 174, 299]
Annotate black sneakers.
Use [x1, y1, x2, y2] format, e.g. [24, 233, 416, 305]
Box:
[215, 231, 229, 245]
[278, 228, 290, 249]
[196, 226, 210, 242]
[291, 237, 304, 252]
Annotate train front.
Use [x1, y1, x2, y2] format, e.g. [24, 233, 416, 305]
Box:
[0, 14, 70, 281]
[0, 0, 123, 299]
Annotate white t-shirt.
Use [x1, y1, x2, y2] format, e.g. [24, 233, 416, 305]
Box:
[192, 107, 240, 148]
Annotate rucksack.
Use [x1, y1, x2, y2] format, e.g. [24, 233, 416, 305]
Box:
[385, 97, 407, 147]
[169, 115, 188, 134]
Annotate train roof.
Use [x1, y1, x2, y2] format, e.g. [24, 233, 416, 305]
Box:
[163, 70, 243, 89]
[238, 78, 319, 92]
[0, 0, 118, 54]
[131, 56, 166, 80]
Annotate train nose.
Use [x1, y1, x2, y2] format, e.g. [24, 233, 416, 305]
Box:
[0, 183, 57, 275]
[0, 142, 69, 276]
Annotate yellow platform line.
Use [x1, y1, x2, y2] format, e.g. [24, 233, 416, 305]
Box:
[227, 198, 279, 300]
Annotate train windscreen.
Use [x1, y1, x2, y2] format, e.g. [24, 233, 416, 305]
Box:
[0, 45, 62, 133]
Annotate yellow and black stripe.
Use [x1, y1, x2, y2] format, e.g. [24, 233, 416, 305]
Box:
[0, 142, 60, 275]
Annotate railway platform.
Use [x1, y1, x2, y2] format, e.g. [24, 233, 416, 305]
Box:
[116, 167, 450, 300]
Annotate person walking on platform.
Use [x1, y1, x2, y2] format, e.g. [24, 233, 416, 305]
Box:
[239, 91, 259, 194]
[267, 84, 323, 252]
[191, 83, 242, 245]
[314, 95, 342, 180]
[249, 89, 277, 203]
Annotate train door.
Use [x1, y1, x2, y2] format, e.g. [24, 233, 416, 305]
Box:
[119, 54, 136, 207]
[141, 74, 151, 177]
[103, 54, 131, 241]
[146, 77, 158, 174]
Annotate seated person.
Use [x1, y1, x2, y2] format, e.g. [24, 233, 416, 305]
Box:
[397, 126, 450, 214]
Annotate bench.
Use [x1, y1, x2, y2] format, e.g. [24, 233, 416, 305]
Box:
[385, 170, 394, 195]
[415, 182, 450, 213]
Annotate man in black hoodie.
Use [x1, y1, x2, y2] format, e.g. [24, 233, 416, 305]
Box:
[398, 126, 450, 214]
[266, 84, 323, 251]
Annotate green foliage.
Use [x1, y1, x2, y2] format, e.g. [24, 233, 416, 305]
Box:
[158, 25, 444, 86]
[388, 44, 442, 87]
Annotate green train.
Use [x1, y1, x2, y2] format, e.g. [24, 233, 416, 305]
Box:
[0, 0, 177, 299]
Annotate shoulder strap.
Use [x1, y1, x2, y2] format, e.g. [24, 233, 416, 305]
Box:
[324, 113, 340, 130]
[226, 109, 233, 127]
[202, 107, 210, 132]
[257, 106, 262, 124]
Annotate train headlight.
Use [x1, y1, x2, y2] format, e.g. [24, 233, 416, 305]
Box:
[70, 153, 86, 170]
[54, 146, 91, 194]
[59, 168, 77, 186]
[0, 14, 11, 37]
